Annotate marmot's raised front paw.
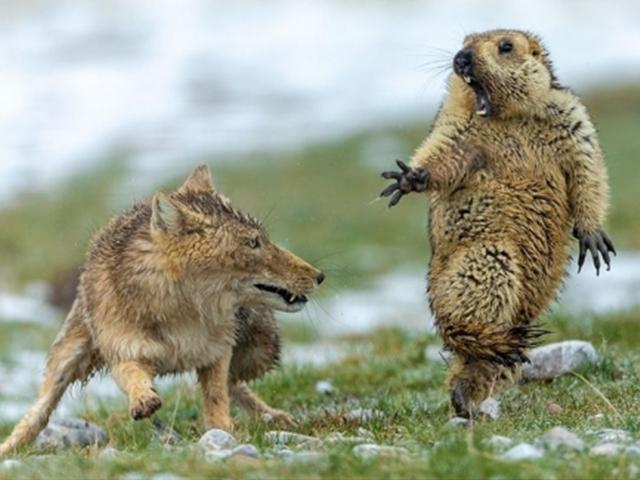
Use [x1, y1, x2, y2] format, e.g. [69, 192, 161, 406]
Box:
[380, 160, 429, 207]
[574, 227, 616, 275]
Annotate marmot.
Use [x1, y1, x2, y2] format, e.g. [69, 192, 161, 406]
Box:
[381, 29, 615, 417]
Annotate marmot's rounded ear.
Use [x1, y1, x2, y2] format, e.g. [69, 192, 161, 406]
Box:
[178, 164, 216, 193]
[151, 191, 184, 234]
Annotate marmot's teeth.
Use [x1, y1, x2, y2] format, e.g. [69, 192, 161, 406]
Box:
[463, 75, 472, 84]
[289, 294, 296, 303]
[476, 108, 488, 116]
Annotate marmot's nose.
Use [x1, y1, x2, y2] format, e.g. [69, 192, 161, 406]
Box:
[453, 48, 473, 75]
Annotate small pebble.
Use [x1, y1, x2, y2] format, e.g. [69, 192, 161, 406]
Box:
[485, 435, 513, 449]
[315, 380, 335, 395]
[547, 402, 563, 415]
[445, 417, 469, 428]
[344, 408, 384, 422]
[352, 444, 409, 460]
[538, 426, 584, 451]
[478, 398, 500, 420]
[98, 447, 122, 460]
[501, 443, 544, 461]
[590, 442, 623, 456]
[265, 431, 323, 448]
[151, 474, 184, 480]
[198, 429, 237, 451]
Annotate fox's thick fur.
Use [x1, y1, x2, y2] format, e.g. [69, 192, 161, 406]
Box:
[382, 30, 613, 416]
[0, 165, 323, 456]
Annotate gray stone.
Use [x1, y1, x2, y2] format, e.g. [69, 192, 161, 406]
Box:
[501, 443, 544, 461]
[344, 408, 384, 422]
[99, 447, 122, 460]
[625, 444, 640, 456]
[424, 345, 452, 363]
[0, 459, 21, 470]
[485, 435, 513, 449]
[445, 417, 469, 428]
[231, 444, 260, 459]
[198, 429, 237, 451]
[203, 450, 233, 462]
[151, 474, 184, 480]
[356, 428, 375, 440]
[590, 442, 623, 456]
[478, 398, 500, 420]
[591, 428, 633, 444]
[522, 341, 597, 380]
[35, 417, 108, 451]
[315, 380, 335, 395]
[324, 432, 370, 444]
[265, 430, 323, 448]
[280, 450, 324, 463]
[352, 444, 409, 460]
[538, 426, 584, 451]
[152, 419, 182, 445]
[120, 473, 145, 480]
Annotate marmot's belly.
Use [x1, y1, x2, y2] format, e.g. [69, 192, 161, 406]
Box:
[428, 178, 572, 319]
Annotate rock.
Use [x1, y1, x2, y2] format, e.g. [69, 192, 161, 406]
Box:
[198, 429, 237, 451]
[152, 419, 182, 445]
[501, 443, 544, 461]
[625, 444, 640, 456]
[99, 447, 122, 460]
[547, 402, 563, 415]
[0, 459, 21, 470]
[485, 435, 513, 449]
[590, 443, 623, 456]
[265, 431, 323, 448]
[445, 417, 469, 428]
[120, 473, 145, 480]
[280, 450, 325, 463]
[538, 427, 584, 451]
[151, 474, 184, 480]
[588, 413, 606, 424]
[325, 432, 370, 445]
[478, 398, 500, 420]
[344, 408, 384, 422]
[424, 345, 452, 363]
[591, 428, 632, 444]
[35, 417, 108, 451]
[315, 380, 335, 395]
[356, 428, 375, 440]
[522, 341, 597, 380]
[352, 444, 409, 460]
[629, 464, 640, 477]
[230, 444, 260, 459]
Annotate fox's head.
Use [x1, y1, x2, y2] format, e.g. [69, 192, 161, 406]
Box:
[149, 165, 324, 312]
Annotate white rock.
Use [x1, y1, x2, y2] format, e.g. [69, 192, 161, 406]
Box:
[344, 408, 384, 422]
[522, 341, 597, 380]
[591, 428, 633, 444]
[0, 459, 21, 470]
[590, 443, 623, 456]
[265, 431, 323, 448]
[99, 447, 122, 460]
[424, 345, 452, 363]
[324, 432, 370, 445]
[35, 417, 108, 450]
[485, 435, 513, 449]
[445, 417, 469, 428]
[198, 429, 237, 451]
[501, 443, 544, 461]
[151, 474, 184, 480]
[538, 427, 584, 451]
[352, 444, 409, 460]
[315, 380, 335, 395]
[478, 398, 500, 420]
[231, 444, 260, 459]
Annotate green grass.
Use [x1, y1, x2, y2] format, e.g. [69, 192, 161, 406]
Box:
[2, 308, 640, 479]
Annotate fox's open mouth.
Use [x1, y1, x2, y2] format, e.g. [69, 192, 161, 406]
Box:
[460, 74, 494, 117]
[254, 283, 308, 306]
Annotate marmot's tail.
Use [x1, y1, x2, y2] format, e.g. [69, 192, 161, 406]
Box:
[0, 300, 94, 456]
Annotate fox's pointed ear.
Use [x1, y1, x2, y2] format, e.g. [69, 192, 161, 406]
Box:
[151, 192, 184, 234]
[178, 164, 215, 193]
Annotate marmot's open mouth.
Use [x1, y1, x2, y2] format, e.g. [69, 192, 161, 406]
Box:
[254, 283, 308, 305]
[461, 74, 495, 117]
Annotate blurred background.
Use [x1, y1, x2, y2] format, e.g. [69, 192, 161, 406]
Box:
[0, 0, 639, 422]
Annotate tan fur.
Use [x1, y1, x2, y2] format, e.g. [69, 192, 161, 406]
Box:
[403, 30, 610, 415]
[0, 165, 322, 456]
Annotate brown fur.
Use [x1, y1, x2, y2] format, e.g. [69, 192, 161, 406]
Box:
[389, 30, 611, 415]
[0, 165, 323, 456]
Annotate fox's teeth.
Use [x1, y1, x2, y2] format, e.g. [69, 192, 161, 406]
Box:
[463, 75, 472, 84]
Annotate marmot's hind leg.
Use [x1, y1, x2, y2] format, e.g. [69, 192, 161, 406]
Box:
[229, 306, 295, 427]
[430, 243, 536, 417]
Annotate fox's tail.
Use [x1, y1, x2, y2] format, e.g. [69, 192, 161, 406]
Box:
[0, 300, 95, 456]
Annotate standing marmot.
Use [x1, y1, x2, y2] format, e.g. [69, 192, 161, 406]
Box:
[380, 29, 615, 417]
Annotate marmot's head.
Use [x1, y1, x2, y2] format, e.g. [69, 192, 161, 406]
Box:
[449, 29, 560, 118]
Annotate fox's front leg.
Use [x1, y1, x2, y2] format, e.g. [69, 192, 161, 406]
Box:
[197, 347, 233, 432]
[111, 361, 162, 420]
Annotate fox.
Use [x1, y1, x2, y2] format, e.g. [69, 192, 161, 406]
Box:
[0, 164, 324, 456]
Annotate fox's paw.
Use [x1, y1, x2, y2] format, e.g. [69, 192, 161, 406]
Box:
[574, 227, 616, 275]
[380, 160, 429, 207]
[130, 390, 162, 420]
[261, 408, 297, 428]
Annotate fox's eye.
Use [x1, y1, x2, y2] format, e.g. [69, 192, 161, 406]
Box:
[498, 40, 513, 54]
[248, 237, 261, 249]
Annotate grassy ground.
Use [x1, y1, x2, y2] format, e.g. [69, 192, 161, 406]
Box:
[2, 307, 640, 479]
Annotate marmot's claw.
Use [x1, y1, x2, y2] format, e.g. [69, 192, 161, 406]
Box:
[379, 159, 429, 208]
[576, 228, 616, 275]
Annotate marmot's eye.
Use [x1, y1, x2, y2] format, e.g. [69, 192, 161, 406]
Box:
[498, 40, 513, 54]
[248, 237, 261, 249]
